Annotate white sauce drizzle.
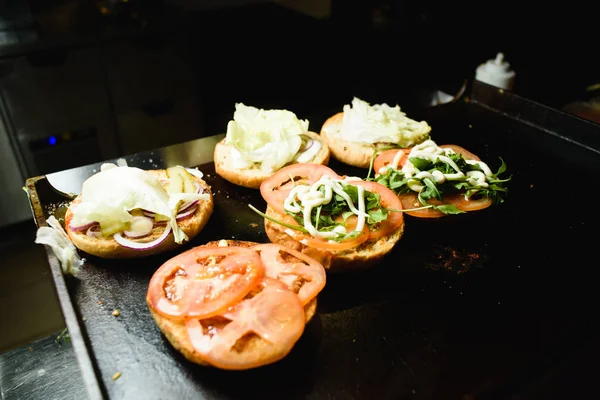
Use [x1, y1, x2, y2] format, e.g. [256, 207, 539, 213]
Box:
[378, 140, 495, 196]
[283, 176, 368, 239]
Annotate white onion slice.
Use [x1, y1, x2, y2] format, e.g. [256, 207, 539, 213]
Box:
[123, 215, 154, 238]
[176, 205, 198, 220]
[299, 136, 314, 153]
[114, 224, 172, 250]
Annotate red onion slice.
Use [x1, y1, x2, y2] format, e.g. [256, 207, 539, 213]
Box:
[142, 210, 155, 218]
[123, 216, 154, 238]
[176, 205, 198, 220]
[86, 225, 102, 237]
[114, 224, 172, 250]
[70, 221, 98, 232]
[178, 200, 199, 214]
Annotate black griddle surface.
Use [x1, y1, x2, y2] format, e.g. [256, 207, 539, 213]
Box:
[30, 95, 600, 400]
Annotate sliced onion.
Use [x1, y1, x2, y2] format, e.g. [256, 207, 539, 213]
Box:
[114, 224, 172, 250]
[142, 210, 155, 218]
[178, 200, 199, 214]
[86, 225, 102, 237]
[123, 216, 154, 238]
[70, 221, 97, 232]
[195, 181, 202, 194]
[299, 135, 314, 153]
[176, 205, 198, 220]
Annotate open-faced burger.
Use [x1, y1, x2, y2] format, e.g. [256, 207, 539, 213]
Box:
[146, 239, 326, 370]
[65, 164, 213, 258]
[214, 103, 330, 189]
[253, 163, 405, 272]
[320, 97, 431, 168]
[371, 139, 511, 218]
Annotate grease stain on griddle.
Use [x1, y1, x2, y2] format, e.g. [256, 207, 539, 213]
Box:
[426, 244, 487, 274]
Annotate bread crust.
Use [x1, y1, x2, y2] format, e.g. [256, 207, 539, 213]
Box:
[214, 131, 330, 189]
[147, 239, 318, 368]
[263, 205, 404, 272]
[320, 112, 400, 169]
[65, 170, 214, 259]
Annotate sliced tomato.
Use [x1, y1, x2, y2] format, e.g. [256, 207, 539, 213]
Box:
[347, 180, 404, 239]
[399, 192, 492, 218]
[260, 163, 341, 216]
[270, 211, 370, 251]
[147, 246, 264, 320]
[253, 244, 326, 305]
[373, 148, 411, 175]
[185, 278, 305, 370]
[441, 144, 481, 161]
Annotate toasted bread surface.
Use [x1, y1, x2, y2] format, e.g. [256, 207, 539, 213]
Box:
[65, 170, 214, 259]
[263, 204, 404, 272]
[214, 131, 330, 189]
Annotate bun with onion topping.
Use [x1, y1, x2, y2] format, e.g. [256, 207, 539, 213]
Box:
[65, 164, 214, 259]
[320, 97, 431, 168]
[146, 239, 326, 370]
[253, 163, 405, 272]
[214, 103, 330, 189]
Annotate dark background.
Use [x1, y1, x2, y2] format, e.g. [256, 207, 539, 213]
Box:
[1, 0, 597, 176]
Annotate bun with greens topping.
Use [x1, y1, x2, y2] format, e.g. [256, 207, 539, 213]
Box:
[252, 163, 405, 272]
[371, 140, 511, 218]
[320, 97, 432, 169]
[65, 164, 214, 259]
[214, 103, 330, 189]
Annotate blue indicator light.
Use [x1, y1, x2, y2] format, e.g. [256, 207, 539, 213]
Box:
[48, 136, 57, 145]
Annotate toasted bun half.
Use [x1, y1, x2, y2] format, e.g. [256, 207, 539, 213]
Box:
[263, 204, 404, 272]
[214, 131, 331, 189]
[147, 239, 318, 368]
[65, 170, 214, 259]
[320, 112, 395, 169]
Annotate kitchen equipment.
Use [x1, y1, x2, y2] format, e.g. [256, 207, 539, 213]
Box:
[24, 80, 600, 400]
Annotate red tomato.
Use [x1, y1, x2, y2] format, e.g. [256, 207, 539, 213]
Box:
[147, 246, 264, 320]
[374, 144, 489, 218]
[270, 212, 370, 251]
[260, 163, 341, 216]
[253, 243, 326, 305]
[399, 192, 492, 218]
[442, 144, 481, 161]
[347, 180, 404, 239]
[373, 148, 411, 175]
[185, 278, 305, 370]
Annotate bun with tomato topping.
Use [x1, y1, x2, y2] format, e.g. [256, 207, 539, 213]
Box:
[65, 164, 214, 259]
[214, 103, 330, 189]
[371, 140, 511, 218]
[146, 240, 326, 370]
[253, 163, 405, 272]
[320, 97, 431, 169]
